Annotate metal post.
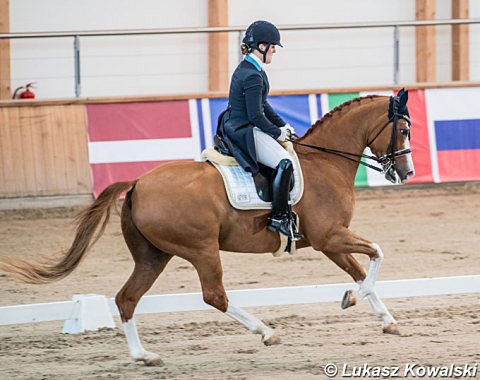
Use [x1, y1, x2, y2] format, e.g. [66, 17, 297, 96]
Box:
[74, 35, 81, 98]
[238, 31, 243, 63]
[393, 25, 399, 85]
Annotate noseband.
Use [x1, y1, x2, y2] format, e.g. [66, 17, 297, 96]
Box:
[290, 94, 411, 178]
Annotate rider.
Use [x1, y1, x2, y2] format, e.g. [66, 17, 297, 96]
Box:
[217, 20, 303, 241]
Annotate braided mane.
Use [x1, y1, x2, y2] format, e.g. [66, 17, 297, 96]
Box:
[301, 95, 381, 139]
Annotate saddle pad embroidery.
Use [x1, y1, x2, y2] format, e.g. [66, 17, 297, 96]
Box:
[202, 144, 304, 210]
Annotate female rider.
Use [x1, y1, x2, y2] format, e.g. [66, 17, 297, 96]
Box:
[217, 20, 303, 241]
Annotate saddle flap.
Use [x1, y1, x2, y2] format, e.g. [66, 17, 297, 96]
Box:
[201, 143, 304, 211]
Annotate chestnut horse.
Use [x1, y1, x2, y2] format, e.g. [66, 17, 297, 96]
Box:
[0, 92, 414, 366]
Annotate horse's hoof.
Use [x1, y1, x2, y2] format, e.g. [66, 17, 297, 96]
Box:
[263, 334, 281, 346]
[341, 290, 357, 309]
[139, 352, 165, 366]
[144, 356, 164, 366]
[383, 323, 400, 335]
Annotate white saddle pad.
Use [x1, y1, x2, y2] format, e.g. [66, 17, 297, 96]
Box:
[201, 143, 304, 210]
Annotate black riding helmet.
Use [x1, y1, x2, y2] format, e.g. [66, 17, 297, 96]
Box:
[242, 20, 283, 63]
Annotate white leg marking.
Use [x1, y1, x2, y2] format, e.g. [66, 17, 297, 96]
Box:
[358, 243, 384, 299]
[123, 319, 161, 363]
[225, 304, 274, 341]
[367, 290, 397, 327]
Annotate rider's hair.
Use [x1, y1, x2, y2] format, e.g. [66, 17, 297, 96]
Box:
[240, 43, 251, 55]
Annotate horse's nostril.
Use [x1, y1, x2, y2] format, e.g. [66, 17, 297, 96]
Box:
[406, 170, 415, 178]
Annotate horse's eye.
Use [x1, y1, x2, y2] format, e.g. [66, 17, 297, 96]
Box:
[400, 129, 409, 137]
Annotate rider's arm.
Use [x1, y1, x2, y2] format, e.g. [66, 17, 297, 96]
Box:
[264, 101, 286, 128]
[244, 74, 281, 139]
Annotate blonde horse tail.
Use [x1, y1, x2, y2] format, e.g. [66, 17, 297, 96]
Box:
[0, 181, 136, 284]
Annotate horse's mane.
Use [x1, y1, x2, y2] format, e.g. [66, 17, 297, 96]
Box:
[301, 95, 382, 139]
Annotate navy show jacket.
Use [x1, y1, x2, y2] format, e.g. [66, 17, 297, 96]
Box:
[217, 58, 286, 174]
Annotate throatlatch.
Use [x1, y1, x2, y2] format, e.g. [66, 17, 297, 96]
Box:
[267, 159, 303, 241]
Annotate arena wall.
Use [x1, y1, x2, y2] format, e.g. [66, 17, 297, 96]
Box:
[1, 85, 479, 198]
[7, 1, 480, 99]
[0, 104, 91, 197]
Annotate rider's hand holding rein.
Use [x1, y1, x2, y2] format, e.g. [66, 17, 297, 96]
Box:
[277, 124, 296, 142]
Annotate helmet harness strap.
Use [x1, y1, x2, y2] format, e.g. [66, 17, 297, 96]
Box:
[253, 43, 271, 63]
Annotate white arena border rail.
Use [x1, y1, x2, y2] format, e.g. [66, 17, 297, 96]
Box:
[1, 275, 479, 333]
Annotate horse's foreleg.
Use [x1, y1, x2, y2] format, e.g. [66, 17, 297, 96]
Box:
[322, 230, 398, 334]
[193, 253, 280, 346]
[357, 242, 383, 299]
[323, 229, 382, 299]
[367, 291, 399, 334]
[324, 252, 398, 333]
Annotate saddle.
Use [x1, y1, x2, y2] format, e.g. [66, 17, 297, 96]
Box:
[201, 136, 304, 211]
[203, 135, 304, 256]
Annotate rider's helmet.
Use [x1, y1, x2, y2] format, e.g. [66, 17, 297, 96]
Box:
[242, 21, 282, 62]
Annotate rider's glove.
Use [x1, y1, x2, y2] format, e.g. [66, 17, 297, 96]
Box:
[277, 124, 295, 142]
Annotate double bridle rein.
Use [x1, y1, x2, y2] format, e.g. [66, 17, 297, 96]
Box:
[289, 95, 412, 176]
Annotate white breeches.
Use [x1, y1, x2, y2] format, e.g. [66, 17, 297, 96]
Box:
[253, 127, 291, 169]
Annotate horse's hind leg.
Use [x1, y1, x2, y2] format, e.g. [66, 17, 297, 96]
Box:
[115, 204, 173, 366]
[323, 252, 399, 334]
[191, 252, 280, 346]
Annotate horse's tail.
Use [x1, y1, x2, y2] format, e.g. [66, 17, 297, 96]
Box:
[0, 181, 136, 284]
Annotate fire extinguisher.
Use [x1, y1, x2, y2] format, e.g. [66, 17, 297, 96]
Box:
[12, 83, 36, 99]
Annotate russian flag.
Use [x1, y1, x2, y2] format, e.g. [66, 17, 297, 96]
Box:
[86, 100, 202, 196]
[425, 88, 480, 182]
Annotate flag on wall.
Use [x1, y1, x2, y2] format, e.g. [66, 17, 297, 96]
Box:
[321, 90, 433, 187]
[84, 87, 480, 198]
[425, 87, 480, 182]
[200, 95, 316, 149]
[86, 100, 202, 196]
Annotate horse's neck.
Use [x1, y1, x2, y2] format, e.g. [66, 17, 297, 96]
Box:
[299, 99, 384, 181]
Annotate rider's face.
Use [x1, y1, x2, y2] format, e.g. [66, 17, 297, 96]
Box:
[258, 43, 276, 64]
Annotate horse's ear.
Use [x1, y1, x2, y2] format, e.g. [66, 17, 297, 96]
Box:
[399, 88, 408, 106]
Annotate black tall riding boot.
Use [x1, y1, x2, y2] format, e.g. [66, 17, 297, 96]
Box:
[267, 159, 303, 241]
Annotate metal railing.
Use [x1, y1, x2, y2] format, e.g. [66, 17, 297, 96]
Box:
[1, 18, 479, 98]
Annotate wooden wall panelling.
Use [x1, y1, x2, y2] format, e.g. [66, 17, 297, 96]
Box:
[63, 105, 91, 193]
[0, 0, 11, 99]
[416, 0, 436, 82]
[0, 105, 92, 197]
[208, 0, 229, 92]
[452, 0, 469, 81]
[0, 108, 16, 194]
[18, 106, 38, 193]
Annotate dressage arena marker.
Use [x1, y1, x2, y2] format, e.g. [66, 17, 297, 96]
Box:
[0, 275, 479, 333]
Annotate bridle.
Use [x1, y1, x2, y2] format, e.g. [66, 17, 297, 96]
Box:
[289, 94, 412, 179]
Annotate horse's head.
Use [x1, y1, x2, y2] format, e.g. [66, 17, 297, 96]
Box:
[368, 89, 415, 184]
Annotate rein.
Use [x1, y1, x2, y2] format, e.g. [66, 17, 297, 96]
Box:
[289, 135, 386, 173]
[289, 97, 411, 175]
